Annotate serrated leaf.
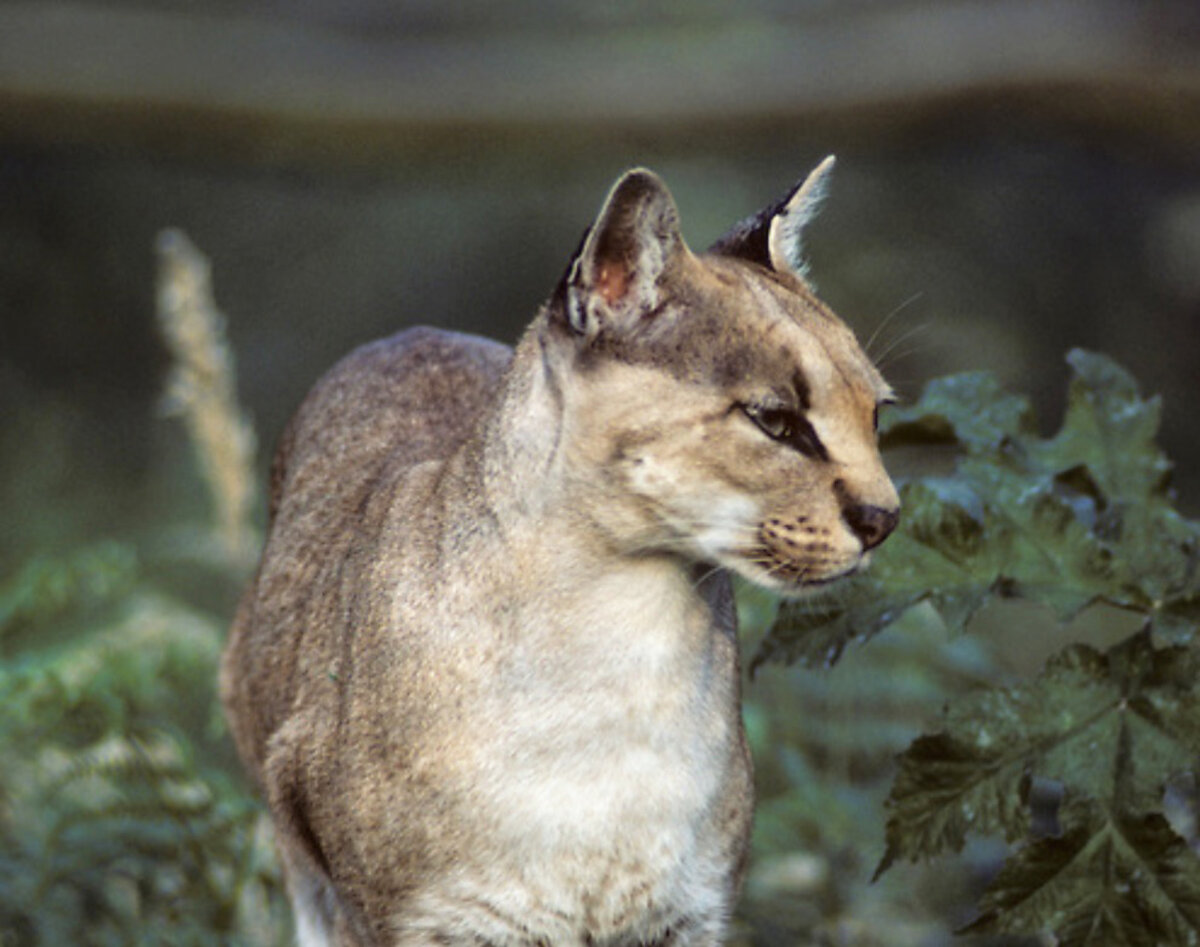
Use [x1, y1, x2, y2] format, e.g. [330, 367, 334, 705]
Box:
[877, 634, 1200, 873]
[752, 576, 924, 669]
[966, 801, 1200, 946]
[879, 371, 1034, 453]
[754, 350, 1200, 941]
[1036, 352, 1200, 616]
[1036, 351, 1173, 501]
[874, 731, 1031, 878]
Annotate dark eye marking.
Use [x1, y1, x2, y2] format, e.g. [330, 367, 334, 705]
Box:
[743, 402, 829, 461]
[792, 371, 812, 413]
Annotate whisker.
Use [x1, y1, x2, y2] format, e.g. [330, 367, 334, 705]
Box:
[874, 321, 931, 370]
[745, 553, 795, 584]
[865, 292, 924, 360]
[688, 563, 727, 592]
[877, 342, 928, 369]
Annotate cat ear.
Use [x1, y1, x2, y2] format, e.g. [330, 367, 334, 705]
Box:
[708, 155, 836, 279]
[562, 168, 685, 340]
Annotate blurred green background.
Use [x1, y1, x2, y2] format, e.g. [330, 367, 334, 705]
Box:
[0, 1, 1197, 943]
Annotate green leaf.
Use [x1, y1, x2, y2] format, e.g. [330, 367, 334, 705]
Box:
[1035, 352, 1200, 620]
[747, 350, 1200, 941]
[877, 633, 1200, 873]
[751, 573, 924, 669]
[874, 730, 1030, 879]
[1036, 351, 1173, 502]
[1037, 635, 1200, 812]
[879, 371, 1033, 453]
[965, 801, 1200, 946]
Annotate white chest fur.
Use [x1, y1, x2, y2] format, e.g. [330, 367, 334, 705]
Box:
[407, 560, 738, 942]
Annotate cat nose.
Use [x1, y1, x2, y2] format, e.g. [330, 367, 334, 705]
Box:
[842, 502, 899, 551]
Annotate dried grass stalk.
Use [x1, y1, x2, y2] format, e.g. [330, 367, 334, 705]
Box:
[155, 229, 258, 567]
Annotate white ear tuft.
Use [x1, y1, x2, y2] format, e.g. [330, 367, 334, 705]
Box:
[767, 155, 836, 277]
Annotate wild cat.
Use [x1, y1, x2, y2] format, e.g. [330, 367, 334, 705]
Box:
[221, 158, 898, 946]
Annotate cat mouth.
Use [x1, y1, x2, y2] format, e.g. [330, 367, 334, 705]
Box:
[799, 565, 860, 586]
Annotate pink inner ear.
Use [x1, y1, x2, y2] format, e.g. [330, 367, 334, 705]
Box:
[595, 261, 630, 306]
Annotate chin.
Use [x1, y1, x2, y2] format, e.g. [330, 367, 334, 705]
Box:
[725, 555, 865, 598]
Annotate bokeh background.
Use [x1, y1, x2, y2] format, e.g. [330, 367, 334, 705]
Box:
[3, 0, 1199, 561]
[1, 1, 1197, 943]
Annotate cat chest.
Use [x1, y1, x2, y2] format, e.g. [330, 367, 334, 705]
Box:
[456, 576, 739, 933]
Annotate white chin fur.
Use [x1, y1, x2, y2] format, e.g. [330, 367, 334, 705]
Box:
[688, 497, 761, 561]
[729, 557, 863, 598]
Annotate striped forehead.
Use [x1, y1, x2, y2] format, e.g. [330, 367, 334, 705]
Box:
[576, 256, 890, 403]
[738, 269, 891, 403]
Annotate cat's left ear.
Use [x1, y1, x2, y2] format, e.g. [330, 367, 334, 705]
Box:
[708, 155, 836, 279]
[560, 168, 686, 342]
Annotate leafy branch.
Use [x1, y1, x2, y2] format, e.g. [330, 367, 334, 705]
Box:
[757, 350, 1200, 945]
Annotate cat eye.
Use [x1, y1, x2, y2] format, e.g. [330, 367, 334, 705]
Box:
[743, 403, 829, 461]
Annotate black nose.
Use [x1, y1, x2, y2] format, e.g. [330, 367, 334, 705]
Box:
[842, 502, 899, 551]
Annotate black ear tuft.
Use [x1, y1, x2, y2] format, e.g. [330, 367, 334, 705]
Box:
[708, 156, 836, 279]
[707, 198, 786, 271]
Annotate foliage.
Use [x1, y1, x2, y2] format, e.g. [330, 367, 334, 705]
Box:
[739, 597, 996, 945]
[0, 542, 137, 648]
[758, 350, 1200, 945]
[0, 561, 288, 947]
[0, 231, 285, 946]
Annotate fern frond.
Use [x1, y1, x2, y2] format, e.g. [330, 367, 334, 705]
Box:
[0, 589, 287, 945]
[0, 541, 137, 642]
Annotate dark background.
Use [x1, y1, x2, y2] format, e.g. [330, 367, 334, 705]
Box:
[2, 0, 1197, 570]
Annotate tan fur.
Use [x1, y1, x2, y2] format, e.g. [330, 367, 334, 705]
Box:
[221, 162, 898, 946]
